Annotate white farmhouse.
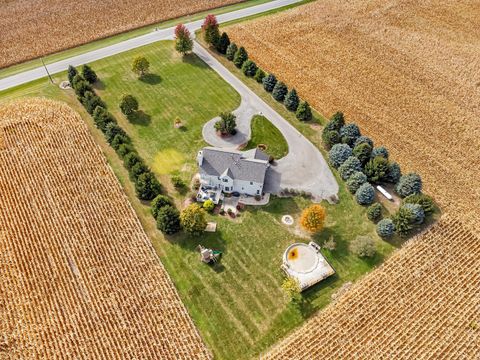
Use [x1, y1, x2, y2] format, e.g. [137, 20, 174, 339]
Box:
[197, 147, 269, 199]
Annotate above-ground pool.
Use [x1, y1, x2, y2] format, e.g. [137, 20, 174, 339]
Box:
[284, 243, 319, 273]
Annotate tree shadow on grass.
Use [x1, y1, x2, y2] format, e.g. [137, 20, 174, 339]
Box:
[93, 79, 105, 90]
[181, 53, 209, 68]
[139, 73, 162, 85]
[127, 110, 151, 126]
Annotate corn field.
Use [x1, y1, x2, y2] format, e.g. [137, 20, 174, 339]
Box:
[0, 0, 243, 69]
[0, 98, 211, 359]
[227, 0, 480, 357]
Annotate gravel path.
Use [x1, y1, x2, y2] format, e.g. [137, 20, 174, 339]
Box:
[195, 42, 338, 202]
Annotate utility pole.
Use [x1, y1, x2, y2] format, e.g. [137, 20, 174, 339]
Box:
[41, 58, 54, 84]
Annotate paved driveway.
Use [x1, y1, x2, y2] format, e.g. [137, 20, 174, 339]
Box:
[195, 43, 339, 202]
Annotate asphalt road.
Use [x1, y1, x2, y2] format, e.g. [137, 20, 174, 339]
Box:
[0, 0, 302, 92]
[195, 42, 339, 201]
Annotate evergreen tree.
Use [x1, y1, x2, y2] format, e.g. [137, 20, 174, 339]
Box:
[262, 73, 277, 92]
[254, 68, 266, 83]
[216, 32, 230, 54]
[364, 156, 390, 183]
[296, 101, 312, 121]
[81, 91, 105, 115]
[226, 43, 238, 61]
[67, 65, 78, 85]
[233, 47, 248, 68]
[284, 88, 299, 111]
[272, 81, 288, 101]
[156, 205, 181, 235]
[353, 142, 373, 165]
[241, 60, 257, 77]
[81, 65, 97, 84]
[135, 172, 162, 200]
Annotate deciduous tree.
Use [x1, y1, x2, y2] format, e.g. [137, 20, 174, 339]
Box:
[202, 14, 220, 46]
[180, 204, 207, 235]
[119, 94, 139, 116]
[300, 204, 326, 233]
[132, 56, 150, 77]
[174, 24, 193, 55]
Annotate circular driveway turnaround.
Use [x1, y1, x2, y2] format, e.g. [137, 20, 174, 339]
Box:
[195, 42, 338, 202]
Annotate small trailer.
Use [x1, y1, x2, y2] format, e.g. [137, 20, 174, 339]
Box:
[377, 185, 393, 201]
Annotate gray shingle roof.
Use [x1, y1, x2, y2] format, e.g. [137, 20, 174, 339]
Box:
[199, 147, 268, 184]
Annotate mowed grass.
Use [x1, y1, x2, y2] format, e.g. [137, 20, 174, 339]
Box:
[244, 115, 288, 159]
[0, 41, 396, 359]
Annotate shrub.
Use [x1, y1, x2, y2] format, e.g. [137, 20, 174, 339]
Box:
[328, 143, 352, 168]
[339, 123, 361, 146]
[241, 60, 257, 77]
[353, 142, 372, 165]
[174, 24, 193, 55]
[130, 161, 149, 181]
[281, 277, 301, 302]
[377, 218, 395, 238]
[395, 173, 422, 197]
[353, 135, 373, 148]
[171, 175, 185, 190]
[119, 95, 138, 116]
[226, 43, 238, 61]
[284, 88, 299, 111]
[402, 203, 425, 224]
[323, 236, 336, 251]
[403, 193, 434, 215]
[117, 143, 135, 158]
[386, 162, 402, 184]
[338, 156, 362, 180]
[322, 128, 340, 149]
[180, 204, 207, 236]
[151, 195, 174, 218]
[110, 133, 131, 151]
[326, 112, 345, 131]
[123, 152, 142, 170]
[355, 183, 375, 206]
[350, 235, 376, 258]
[296, 101, 312, 121]
[262, 73, 277, 92]
[81, 91, 105, 114]
[105, 123, 126, 144]
[364, 156, 390, 183]
[67, 65, 78, 85]
[214, 112, 237, 135]
[346, 171, 368, 194]
[233, 47, 248, 68]
[135, 172, 161, 200]
[93, 106, 116, 131]
[131, 56, 150, 77]
[81, 65, 97, 84]
[216, 32, 230, 54]
[254, 68, 266, 83]
[391, 206, 415, 236]
[367, 203, 382, 222]
[156, 205, 181, 235]
[371, 146, 389, 159]
[300, 204, 326, 233]
[203, 199, 215, 212]
[202, 14, 220, 46]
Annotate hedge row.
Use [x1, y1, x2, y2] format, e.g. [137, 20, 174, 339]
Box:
[68, 65, 181, 235]
[221, 35, 313, 122]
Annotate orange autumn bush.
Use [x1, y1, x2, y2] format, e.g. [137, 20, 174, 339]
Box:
[300, 205, 326, 233]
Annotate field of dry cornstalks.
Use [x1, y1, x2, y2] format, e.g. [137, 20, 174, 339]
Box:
[0, 0, 243, 69]
[0, 98, 210, 359]
[227, 0, 480, 357]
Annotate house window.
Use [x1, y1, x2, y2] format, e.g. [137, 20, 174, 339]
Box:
[225, 187, 230, 191]
[250, 181, 253, 185]
[256, 190, 260, 195]
[222, 178, 228, 183]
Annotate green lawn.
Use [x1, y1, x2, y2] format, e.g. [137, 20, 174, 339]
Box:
[0, 40, 397, 360]
[244, 115, 288, 159]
